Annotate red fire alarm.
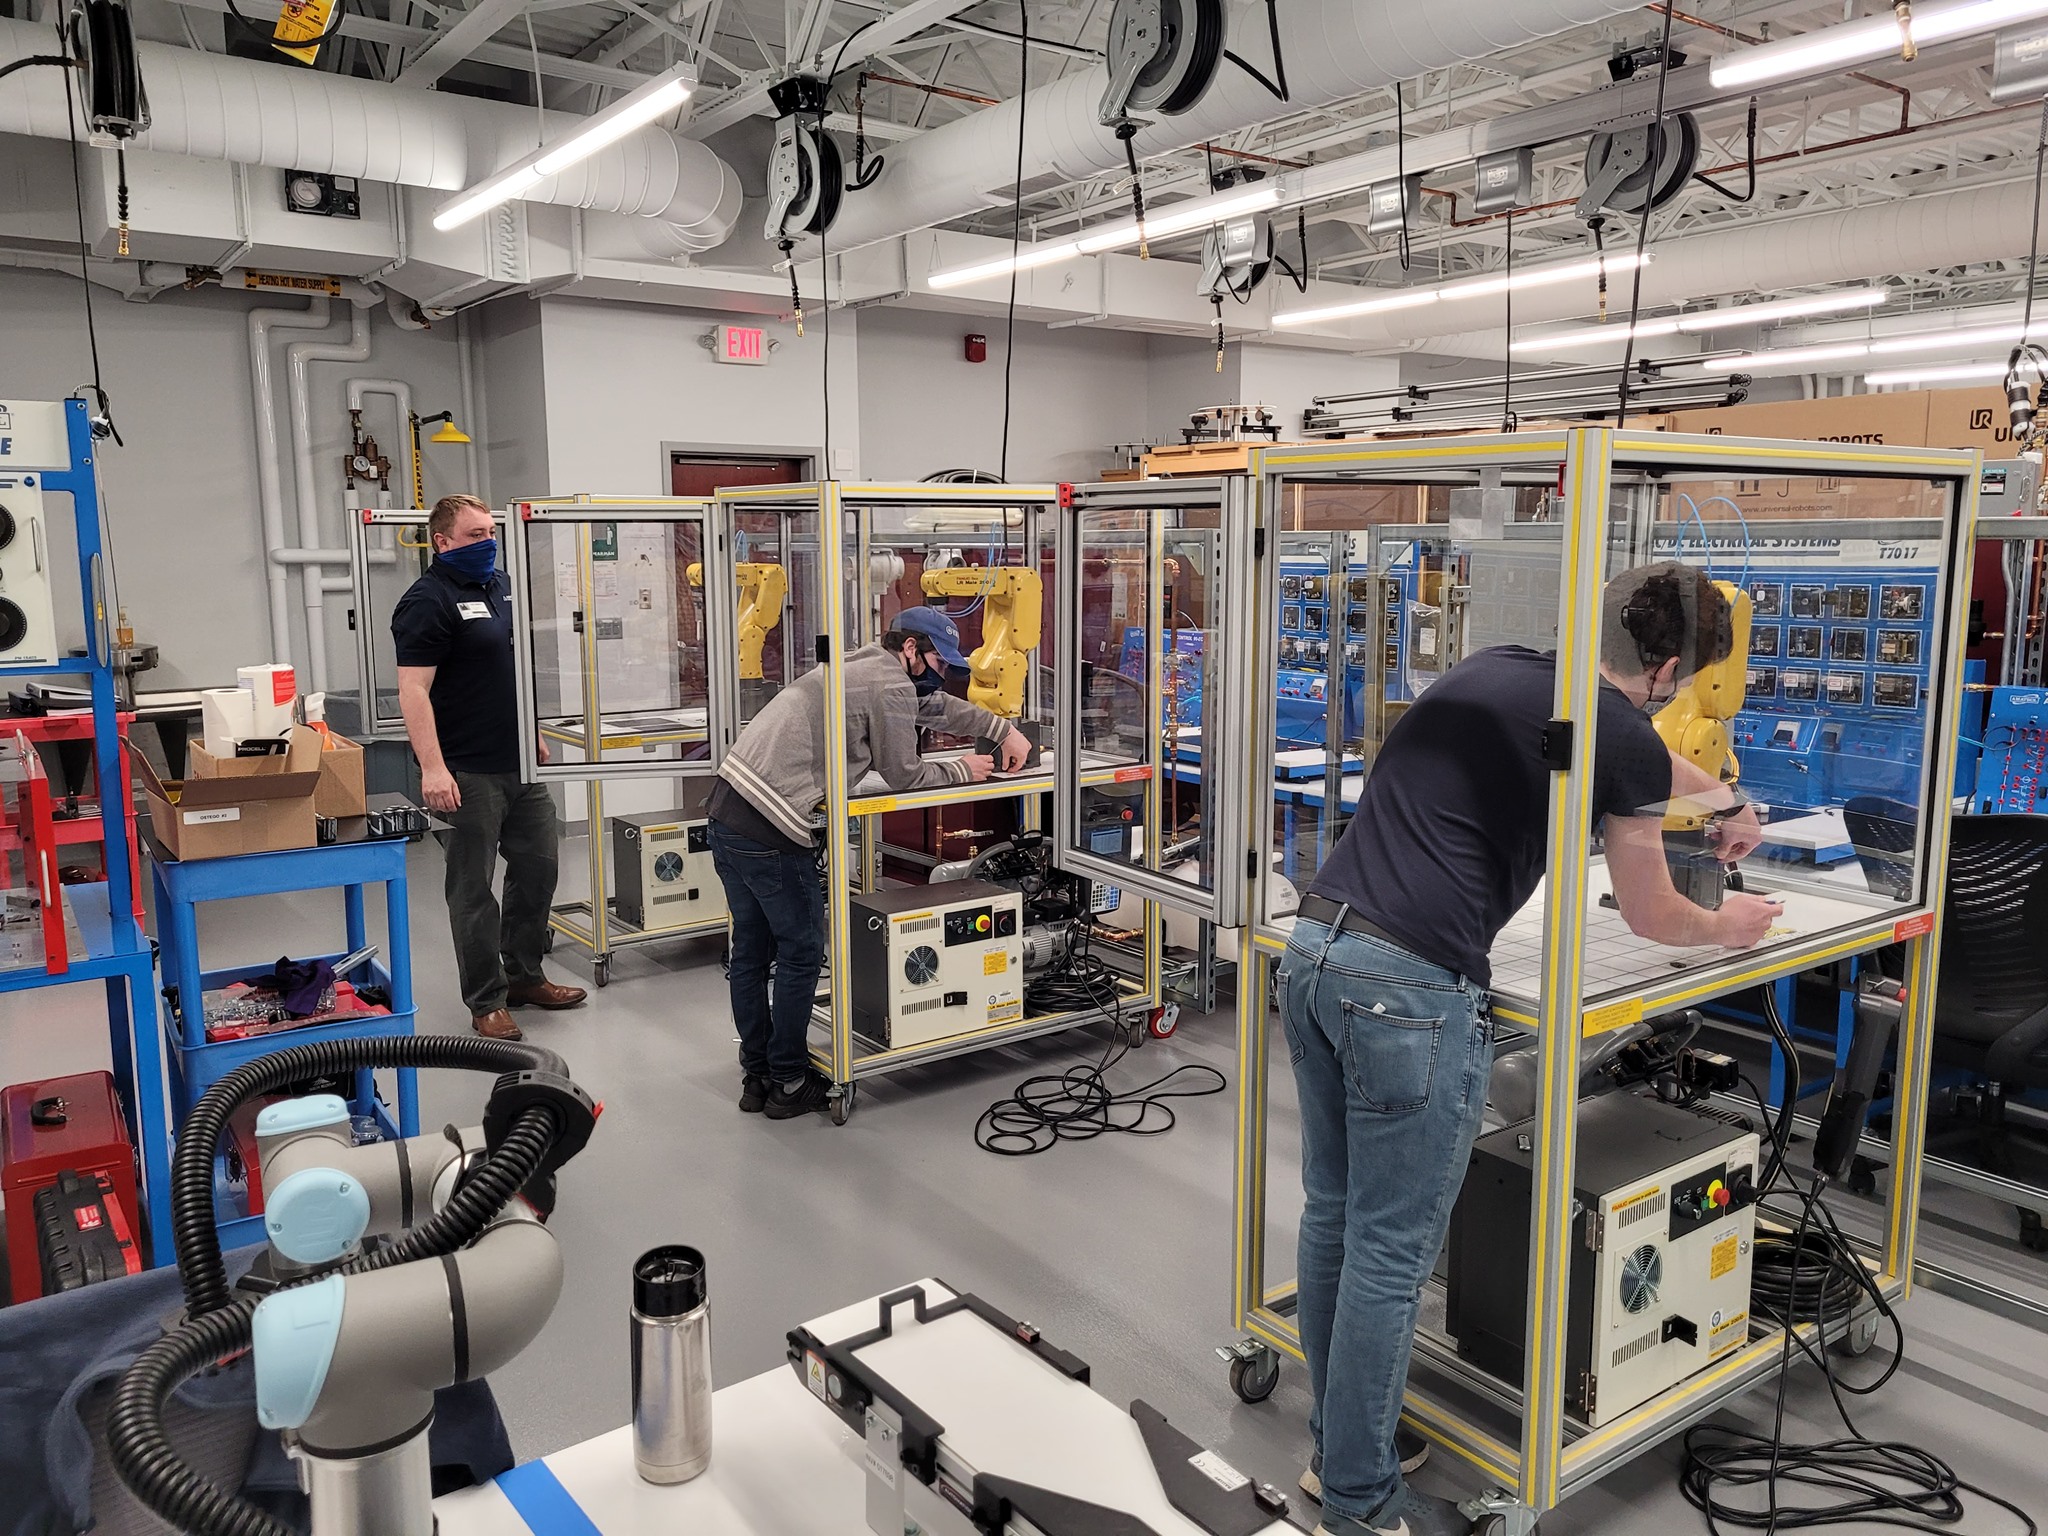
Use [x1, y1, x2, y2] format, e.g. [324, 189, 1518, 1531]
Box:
[964, 333, 988, 364]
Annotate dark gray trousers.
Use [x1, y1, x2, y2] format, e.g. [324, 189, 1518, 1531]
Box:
[444, 771, 559, 1014]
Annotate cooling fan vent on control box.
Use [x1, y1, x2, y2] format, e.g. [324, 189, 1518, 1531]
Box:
[1619, 1242, 1663, 1315]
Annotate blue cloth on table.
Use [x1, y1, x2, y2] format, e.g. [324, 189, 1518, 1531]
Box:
[0, 1246, 515, 1536]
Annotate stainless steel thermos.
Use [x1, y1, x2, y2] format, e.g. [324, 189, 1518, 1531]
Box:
[630, 1245, 713, 1483]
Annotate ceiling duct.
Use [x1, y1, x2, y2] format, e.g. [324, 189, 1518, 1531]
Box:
[0, 16, 741, 255]
[815, 0, 1654, 254]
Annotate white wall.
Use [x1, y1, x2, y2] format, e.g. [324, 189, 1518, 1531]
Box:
[856, 307, 1151, 484]
[1237, 345, 1400, 437]
[537, 298, 860, 492]
[0, 266, 473, 691]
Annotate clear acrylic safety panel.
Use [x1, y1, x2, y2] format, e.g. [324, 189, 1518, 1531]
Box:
[1054, 479, 1249, 925]
[717, 495, 821, 730]
[1257, 471, 1565, 933]
[344, 508, 507, 738]
[516, 506, 721, 781]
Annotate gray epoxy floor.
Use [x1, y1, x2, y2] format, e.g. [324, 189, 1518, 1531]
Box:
[178, 841, 2048, 1534]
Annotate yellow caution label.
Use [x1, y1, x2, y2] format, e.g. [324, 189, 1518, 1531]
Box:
[600, 735, 645, 750]
[1710, 1233, 1739, 1280]
[1612, 1184, 1662, 1213]
[272, 0, 335, 64]
[984, 951, 1008, 976]
[856, 796, 899, 814]
[1585, 997, 1646, 1037]
[892, 911, 933, 924]
[238, 270, 341, 296]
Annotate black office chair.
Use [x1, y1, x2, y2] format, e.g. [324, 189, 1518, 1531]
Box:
[1930, 815, 2048, 1250]
[1842, 795, 1919, 902]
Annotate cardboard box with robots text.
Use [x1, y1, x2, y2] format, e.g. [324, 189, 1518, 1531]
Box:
[138, 727, 324, 859]
[313, 733, 367, 820]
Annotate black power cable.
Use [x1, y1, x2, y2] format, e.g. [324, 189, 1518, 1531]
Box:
[57, 14, 121, 447]
[975, 922, 1225, 1155]
[1615, 0, 1677, 427]
[1695, 97, 1759, 204]
[1394, 85, 1412, 272]
[1224, 0, 1287, 102]
[1000, 0, 1027, 481]
[0, 52, 72, 82]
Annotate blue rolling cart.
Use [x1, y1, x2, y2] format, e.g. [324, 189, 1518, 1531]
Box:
[151, 837, 419, 1250]
[0, 399, 174, 1265]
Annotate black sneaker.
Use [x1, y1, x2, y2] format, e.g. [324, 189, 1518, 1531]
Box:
[739, 1074, 771, 1113]
[763, 1071, 833, 1120]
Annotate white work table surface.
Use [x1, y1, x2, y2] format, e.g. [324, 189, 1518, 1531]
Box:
[434, 1367, 868, 1535]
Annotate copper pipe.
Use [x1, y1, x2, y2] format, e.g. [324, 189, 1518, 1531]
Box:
[1193, 143, 1309, 169]
[860, 71, 999, 106]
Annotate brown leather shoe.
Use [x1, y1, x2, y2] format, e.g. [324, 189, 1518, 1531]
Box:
[506, 979, 587, 1010]
[472, 1008, 524, 1041]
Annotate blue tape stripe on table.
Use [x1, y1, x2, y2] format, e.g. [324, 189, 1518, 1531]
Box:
[495, 1461, 604, 1535]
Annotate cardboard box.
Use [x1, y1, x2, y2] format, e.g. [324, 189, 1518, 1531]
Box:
[1922, 387, 2026, 455]
[139, 727, 324, 859]
[313, 733, 367, 820]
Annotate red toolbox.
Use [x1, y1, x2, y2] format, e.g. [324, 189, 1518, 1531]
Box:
[1, 1071, 140, 1303]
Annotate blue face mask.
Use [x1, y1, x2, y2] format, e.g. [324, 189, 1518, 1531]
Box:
[913, 662, 947, 697]
[437, 538, 498, 582]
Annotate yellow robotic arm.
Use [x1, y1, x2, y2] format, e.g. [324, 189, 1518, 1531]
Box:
[918, 565, 1043, 718]
[1654, 579, 1753, 829]
[686, 561, 787, 681]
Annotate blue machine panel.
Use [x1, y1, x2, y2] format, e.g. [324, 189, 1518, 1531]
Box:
[1971, 687, 2048, 813]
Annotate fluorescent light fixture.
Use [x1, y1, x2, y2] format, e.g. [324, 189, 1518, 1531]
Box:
[1707, 342, 1879, 370]
[1866, 361, 2013, 385]
[926, 185, 1280, 290]
[432, 63, 694, 232]
[1867, 322, 2029, 354]
[1510, 288, 1888, 354]
[1709, 0, 2048, 87]
[1274, 252, 1647, 329]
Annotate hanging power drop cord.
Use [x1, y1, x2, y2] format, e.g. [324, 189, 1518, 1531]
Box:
[976, 922, 1225, 1156]
[999, 0, 1028, 481]
[0, 52, 73, 82]
[57, 13, 121, 447]
[1614, 0, 1675, 426]
[1675, 993, 2037, 1536]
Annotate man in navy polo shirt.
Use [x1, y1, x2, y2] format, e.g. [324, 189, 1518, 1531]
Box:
[393, 494, 585, 1041]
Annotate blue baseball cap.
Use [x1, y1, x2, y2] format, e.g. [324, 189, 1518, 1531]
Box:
[893, 606, 968, 669]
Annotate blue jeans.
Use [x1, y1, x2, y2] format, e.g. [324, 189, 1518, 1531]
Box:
[708, 820, 824, 1082]
[1280, 913, 1492, 1530]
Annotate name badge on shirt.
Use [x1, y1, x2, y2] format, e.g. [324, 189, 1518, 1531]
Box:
[457, 601, 493, 620]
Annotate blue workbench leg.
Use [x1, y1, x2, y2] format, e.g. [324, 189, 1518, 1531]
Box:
[113, 964, 177, 1268]
[384, 866, 419, 1138]
[344, 882, 368, 954]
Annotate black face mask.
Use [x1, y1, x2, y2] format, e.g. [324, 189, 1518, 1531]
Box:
[913, 664, 946, 697]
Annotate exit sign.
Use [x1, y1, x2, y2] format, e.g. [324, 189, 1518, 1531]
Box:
[715, 324, 768, 365]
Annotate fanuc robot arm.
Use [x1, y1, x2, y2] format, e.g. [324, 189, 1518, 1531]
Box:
[688, 561, 788, 681]
[918, 566, 1044, 718]
[1652, 579, 1754, 905]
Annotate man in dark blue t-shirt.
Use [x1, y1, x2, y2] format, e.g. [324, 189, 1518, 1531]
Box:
[1283, 562, 1775, 1536]
[393, 494, 585, 1042]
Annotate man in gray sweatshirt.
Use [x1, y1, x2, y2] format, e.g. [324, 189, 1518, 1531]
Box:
[707, 606, 1030, 1119]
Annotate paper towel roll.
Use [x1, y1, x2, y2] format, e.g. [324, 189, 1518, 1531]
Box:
[200, 688, 256, 757]
[237, 663, 297, 738]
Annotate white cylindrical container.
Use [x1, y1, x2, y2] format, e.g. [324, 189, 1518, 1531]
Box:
[238, 662, 298, 738]
[199, 688, 255, 757]
[631, 1245, 712, 1484]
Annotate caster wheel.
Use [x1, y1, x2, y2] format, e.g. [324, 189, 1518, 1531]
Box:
[830, 1083, 856, 1126]
[1833, 1307, 1880, 1357]
[595, 958, 612, 988]
[2020, 1208, 2048, 1253]
[1228, 1349, 1280, 1403]
[1148, 1003, 1181, 1040]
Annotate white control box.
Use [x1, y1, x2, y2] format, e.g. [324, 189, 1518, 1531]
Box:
[850, 880, 1024, 1050]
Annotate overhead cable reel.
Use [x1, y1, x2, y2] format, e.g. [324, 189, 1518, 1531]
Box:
[1197, 169, 1272, 373]
[1575, 112, 1698, 317]
[763, 74, 842, 336]
[1097, 0, 1226, 255]
[66, 0, 148, 258]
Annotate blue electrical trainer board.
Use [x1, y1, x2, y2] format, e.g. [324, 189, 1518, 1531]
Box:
[1706, 533, 1942, 812]
[1972, 687, 2048, 813]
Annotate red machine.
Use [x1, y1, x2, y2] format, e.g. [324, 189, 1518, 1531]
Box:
[1, 1071, 140, 1302]
[0, 710, 144, 929]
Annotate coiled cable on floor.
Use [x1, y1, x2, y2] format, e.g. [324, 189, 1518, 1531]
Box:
[978, 923, 1225, 1155]
[112, 1036, 573, 1536]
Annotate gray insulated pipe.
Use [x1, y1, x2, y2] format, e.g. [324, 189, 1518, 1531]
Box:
[0, 16, 742, 252]
[817, 0, 1654, 253]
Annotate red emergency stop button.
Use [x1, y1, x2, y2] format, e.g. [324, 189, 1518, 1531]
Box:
[1709, 1179, 1730, 1208]
[976, 914, 990, 933]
